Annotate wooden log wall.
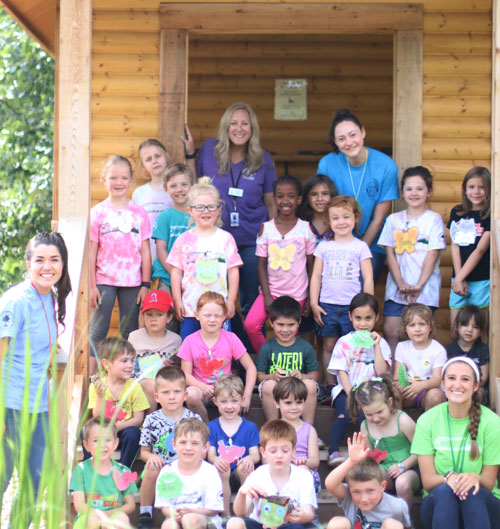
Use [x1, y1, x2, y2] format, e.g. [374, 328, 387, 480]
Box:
[91, 0, 492, 343]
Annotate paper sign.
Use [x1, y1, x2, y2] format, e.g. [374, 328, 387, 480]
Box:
[258, 496, 291, 526]
[157, 472, 183, 500]
[274, 79, 307, 120]
[138, 354, 164, 379]
[351, 330, 375, 349]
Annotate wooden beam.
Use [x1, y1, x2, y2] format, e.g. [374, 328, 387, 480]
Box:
[491, 0, 500, 410]
[159, 29, 188, 164]
[160, 3, 423, 34]
[393, 29, 423, 210]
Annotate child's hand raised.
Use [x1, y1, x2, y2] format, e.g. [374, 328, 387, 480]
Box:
[347, 432, 370, 465]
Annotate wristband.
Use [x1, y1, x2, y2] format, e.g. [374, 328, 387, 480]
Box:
[398, 462, 405, 474]
[140, 281, 151, 288]
[185, 151, 197, 159]
[444, 471, 455, 483]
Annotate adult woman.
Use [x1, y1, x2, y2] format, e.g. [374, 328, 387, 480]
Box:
[411, 356, 500, 528]
[318, 109, 399, 282]
[0, 232, 71, 514]
[195, 102, 277, 320]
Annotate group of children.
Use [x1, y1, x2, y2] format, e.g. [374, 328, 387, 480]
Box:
[76, 137, 493, 528]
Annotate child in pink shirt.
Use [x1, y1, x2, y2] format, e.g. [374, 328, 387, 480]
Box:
[244, 175, 316, 354]
[89, 154, 152, 375]
[178, 292, 257, 422]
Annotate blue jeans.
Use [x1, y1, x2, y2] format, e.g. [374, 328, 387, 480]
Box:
[329, 391, 364, 453]
[237, 244, 259, 315]
[421, 484, 500, 529]
[1, 409, 48, 520]
[372, 251, 386, 286]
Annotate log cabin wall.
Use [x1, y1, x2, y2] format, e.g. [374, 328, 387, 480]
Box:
[91, 0, 491, 342]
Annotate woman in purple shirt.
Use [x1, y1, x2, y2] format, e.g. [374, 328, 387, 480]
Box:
[195, 102, 277, 321]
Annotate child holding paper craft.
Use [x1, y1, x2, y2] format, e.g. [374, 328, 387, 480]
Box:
[128, 289, 182, 413]
[155, 418, 224, 529]
[208, 375, 260, 516]
[327, 293, 391, 468]
[393, 303, 446, 412]
[178, 291, 257, 422]
[71, 417, 137, 529]
[138, 366, 202, 529]
[273, 377, 321, 493]
[448, 166, 491, 328]
[349, 375, 420, 511]
[325, 432, 411, 529]
[87, 337, 149, 468]
[378, 166, 446, 353]
[226, 420, 317, 529]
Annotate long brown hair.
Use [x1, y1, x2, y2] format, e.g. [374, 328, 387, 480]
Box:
[456, 166, 490, 220]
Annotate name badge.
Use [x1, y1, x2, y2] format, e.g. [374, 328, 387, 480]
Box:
[228, 187, 244, 198]
[230, 211, 240, 227]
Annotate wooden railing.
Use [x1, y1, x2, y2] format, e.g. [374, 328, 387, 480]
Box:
[493, 220, 500, 412]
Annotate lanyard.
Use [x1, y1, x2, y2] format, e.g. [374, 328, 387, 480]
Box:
[446, 409, 469, 474]
[229, 162, 244, 189]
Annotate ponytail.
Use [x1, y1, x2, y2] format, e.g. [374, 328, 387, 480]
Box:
[468, 391, 482, 460]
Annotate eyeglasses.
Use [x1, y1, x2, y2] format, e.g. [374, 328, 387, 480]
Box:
[189, 204, 220, 212]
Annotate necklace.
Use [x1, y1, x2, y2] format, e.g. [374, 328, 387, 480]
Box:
[346, 151, 368, 201]
[446, 408, 469, 474]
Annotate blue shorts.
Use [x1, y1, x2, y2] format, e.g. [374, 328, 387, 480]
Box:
[384, 299, 438, 317]
[449, 279, 490, 309]
[314, 302, 352, 337]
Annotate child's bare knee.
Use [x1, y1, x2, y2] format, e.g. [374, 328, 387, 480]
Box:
[261, 380, 276, 397]
[226, 517, 246, 529]
[162, 519, 180, 529]
[326, 516, 351, 529]
[395, 475, 411, 496]
[181, 513, 207, 529]
[381, 519, 404, 529]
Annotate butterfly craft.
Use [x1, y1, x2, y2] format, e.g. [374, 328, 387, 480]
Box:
[268, 243, 297, 271]
[393, 227, 418, 254]
[104, 400, 127, 421]
[113, 469, 137, 491]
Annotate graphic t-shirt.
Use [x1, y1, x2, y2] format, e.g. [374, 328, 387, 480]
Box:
[128, 327, 182, 378]
[255, 337, 318, 375]
[327, 332, 392, 401]
[378, 209, 445, 307]
[395, 339, 447, 381]
[445, 339, 490, 367]
[448, 206, 490, 282]
[152, 207, 191, 285]
[132, 183, 173, 261]
[411, 403, 500, 498]
[70, 459, 137, 515]
[177, 329, 247, 385]
[208, 417, 260, 470]
[256, 218, 316, 301]
[90, 200, 151, 286]
[88, 378, 149, 421]
[139, 408, 202, 463]
[166, 228, 243, 317]
[314, 238, 372, 305]
[338, 487, 410, 527]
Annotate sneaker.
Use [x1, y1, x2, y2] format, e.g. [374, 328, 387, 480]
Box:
[138, 512, 153, 529]
[318, 437, 326, 449]
[328, 451, 346, 468]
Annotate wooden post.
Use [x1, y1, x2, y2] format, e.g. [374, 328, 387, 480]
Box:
[490, 0, 500, 410]
[56, 0, 91, 481]
[159, 29, 188, 164]
[393, 30, 423, 211]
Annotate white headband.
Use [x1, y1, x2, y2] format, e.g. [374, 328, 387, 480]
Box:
[442, 356, 480, 382]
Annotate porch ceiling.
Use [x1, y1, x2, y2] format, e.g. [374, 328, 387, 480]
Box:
[1, 0, 56, 54]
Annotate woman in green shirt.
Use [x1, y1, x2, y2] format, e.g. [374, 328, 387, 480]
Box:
[411, 356, 500, 528]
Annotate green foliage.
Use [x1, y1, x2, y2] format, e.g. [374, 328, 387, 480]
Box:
[0, 9, 54, 294]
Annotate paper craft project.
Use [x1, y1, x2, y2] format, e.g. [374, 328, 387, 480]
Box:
[218, 440, 245, 464]
[394, 227, 418, 254]
[258, 496, 292, 527]
[369, 449, 387, 464]
[112, 469, 137, 491]
[397, 364, 411, 388]
[199, 357, 224, 377]
[104, 400, 127, 421]
[138, 354, 164, 379]
[449, 218, 477, 247]
[157, 472, 183, 500]
[351, 330, 375, 348]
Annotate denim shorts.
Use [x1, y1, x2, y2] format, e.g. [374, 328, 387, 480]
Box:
[449, 279, 490, 309]
[314, 302, 352, 337]
[384, 299, 438, 317]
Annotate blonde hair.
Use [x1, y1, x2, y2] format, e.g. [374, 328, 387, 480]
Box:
[163, 163, 194, 187]
[138, 138, 170, 179]
[259, 419, 296, 449]
[101, 154, 132, 180]
[187, 177, 223, 227]
[174, 418, 209, 444]
[214, 374, 244, 398]
[215, 102, 264, 175]
[401, 303, 435, 339]
[326, 195, 360, 238]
